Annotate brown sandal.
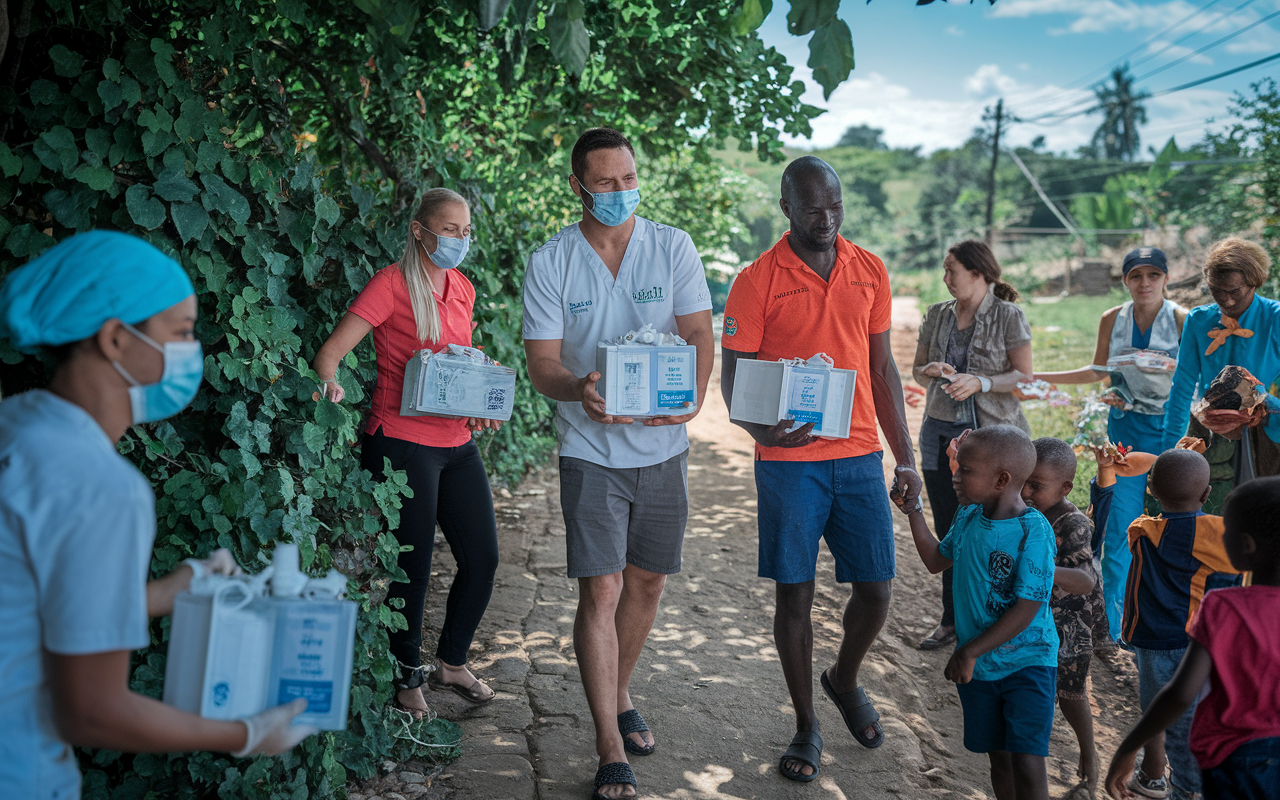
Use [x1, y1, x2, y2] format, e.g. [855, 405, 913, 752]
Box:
[427, 668, 494, 704]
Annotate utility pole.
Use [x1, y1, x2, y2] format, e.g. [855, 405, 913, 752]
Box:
[984, 98, 1003, 245]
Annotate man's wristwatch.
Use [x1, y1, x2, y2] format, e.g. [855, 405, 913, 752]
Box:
[977, 375, 992, 393]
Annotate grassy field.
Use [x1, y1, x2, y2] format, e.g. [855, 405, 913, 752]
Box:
[1020, 291, 1128, 508]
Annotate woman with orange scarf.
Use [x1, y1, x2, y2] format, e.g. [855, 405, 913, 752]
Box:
[1162, 238, 1280, 514]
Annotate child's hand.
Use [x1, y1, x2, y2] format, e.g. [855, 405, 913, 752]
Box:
[1092, 445, 1117, 470]
[1175, 436, 1207, 453]
[943, 647, 976, 684]
[889, 474, 923, 515]
[946, 429, 971, 475]
[1104, 748, 1138, 798]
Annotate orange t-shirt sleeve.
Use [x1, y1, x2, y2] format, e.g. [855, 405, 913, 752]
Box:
[869, 254, 892, 335]
[348, 267, 395, 328]
[722, 263, 766, 353]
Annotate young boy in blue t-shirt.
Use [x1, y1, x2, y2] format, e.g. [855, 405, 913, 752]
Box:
[892, 425, 1058, 800]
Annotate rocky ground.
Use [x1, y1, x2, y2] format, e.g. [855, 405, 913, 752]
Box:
[351, 298, 1145, 800]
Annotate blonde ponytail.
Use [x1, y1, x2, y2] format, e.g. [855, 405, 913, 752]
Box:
[399, 188, 468, 344]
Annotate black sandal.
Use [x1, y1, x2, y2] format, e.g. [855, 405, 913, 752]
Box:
[617, 709, 655, 756]
[779, 729, 822, 782]
[821, 669, 884, 749]
[591, 761, 636, 800]
[391, 663, 434, 720]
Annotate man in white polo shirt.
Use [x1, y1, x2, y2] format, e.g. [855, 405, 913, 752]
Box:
[522, 127, 714, 800]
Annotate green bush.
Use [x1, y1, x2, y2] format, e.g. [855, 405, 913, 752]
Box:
[0, 1, 817, 796]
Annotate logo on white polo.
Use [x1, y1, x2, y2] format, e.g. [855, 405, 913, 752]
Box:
[569, 299, 593, 315]
[633, 286, 664, 304]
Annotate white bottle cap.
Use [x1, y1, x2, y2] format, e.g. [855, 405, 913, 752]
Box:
[271, 543, 307, 598]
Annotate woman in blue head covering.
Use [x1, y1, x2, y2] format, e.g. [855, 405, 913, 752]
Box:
[0, 231, 314, 800]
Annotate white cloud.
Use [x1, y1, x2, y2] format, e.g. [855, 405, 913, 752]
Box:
[778, 62, 1230, 155]
[945, 24, 965, 36]
[990, 0, 1199, 34]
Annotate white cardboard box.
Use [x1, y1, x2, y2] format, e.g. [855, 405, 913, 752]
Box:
[400, 349, 517, 421]
[728, 358, 857, 439]
[163, 590, 357, 731]
[596, 344, 698, 417]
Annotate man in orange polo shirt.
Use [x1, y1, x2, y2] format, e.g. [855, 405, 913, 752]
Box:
[721, 156, 922, 782]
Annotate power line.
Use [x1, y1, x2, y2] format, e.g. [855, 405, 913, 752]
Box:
[1128, 0, 1257, 73]
[1015, 0, 1266, 123]
[1062, 0, 1226, 91]
[1151, 49, 1280, 94]
[1135, 7, 1280, 83]
[1016, 0, 1235, 118]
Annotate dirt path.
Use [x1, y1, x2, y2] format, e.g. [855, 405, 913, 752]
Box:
[353, 297, 1142, 800]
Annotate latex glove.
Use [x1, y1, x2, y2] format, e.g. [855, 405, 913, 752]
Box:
[185, 548, 244, 579]
[232, 698, 317, 757]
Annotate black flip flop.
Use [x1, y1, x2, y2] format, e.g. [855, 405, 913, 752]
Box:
[617, 709, 655, 756]
[779, 729, 822, 782]
[591, 761, 636, 800]
[821, 669, 884, 749]
[918, 627, 957, 651]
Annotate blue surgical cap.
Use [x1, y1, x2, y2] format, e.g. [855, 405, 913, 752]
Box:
[0, 231, 195, 352]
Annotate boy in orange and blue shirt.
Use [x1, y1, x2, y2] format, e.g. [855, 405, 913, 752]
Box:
[1121, 449, 1241, 800]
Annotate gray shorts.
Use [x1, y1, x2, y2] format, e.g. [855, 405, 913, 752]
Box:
[559, 450, 689, 578]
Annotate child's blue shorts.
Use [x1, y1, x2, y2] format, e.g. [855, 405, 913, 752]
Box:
[955, 665, 1056, 756]
[754, 453, 895, 584]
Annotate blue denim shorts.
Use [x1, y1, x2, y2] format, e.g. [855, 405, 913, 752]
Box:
[754, 452, 895, 584]
[1202, 736, 1280, 800]
[1136, 646, 1203, 799]
[955, 666, 1057, 756]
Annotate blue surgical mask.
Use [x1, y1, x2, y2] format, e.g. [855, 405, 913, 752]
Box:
[577, 182, 640, 227]
[421, 229, 470, 270]
[112, 322, 204, 425]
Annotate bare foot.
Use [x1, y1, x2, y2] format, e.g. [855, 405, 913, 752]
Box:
[595, 754, 636, 799]
[437, 661, 495, 702]
[1079, 750, 1100, 799]
[395, 686, 430, 720]
[781, 756, 816, 779]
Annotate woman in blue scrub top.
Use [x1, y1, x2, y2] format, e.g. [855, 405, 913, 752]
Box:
[0, 232, 315, 800]
[1035, 247, 1187, 645]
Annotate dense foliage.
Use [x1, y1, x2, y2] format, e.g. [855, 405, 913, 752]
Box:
[0, 1, 821, 796]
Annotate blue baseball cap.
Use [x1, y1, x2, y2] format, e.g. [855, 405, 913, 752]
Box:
[1121, 246, 1168, 277]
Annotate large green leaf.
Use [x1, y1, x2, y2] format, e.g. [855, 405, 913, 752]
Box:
[786, 0, 838, 36]
[200, 174, 251, 224]
[547, 1, 589, 77]
[154, 165, 199, 202]
[734, 0, 773, 35]
[49, 44, 85, 77]
[807, 17, 854, 101]
[171, 201, 211, 243]
[125, 184, 167, 229]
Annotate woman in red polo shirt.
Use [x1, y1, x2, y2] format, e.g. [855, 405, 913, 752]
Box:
[313, 188, 499, 717]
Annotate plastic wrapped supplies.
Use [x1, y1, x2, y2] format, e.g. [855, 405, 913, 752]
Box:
[596, 325, 697, 417]
[1093, 349, 1178, 375]
[728, 352, 858, 439]
[163, 544, 357, 731]
[1013, 379, 1072, 407]
[1070, 393, 1114, 451]
[400, 345, 517, 421]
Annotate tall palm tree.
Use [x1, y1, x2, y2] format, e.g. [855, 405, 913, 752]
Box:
[1090, 65, 1151, 161]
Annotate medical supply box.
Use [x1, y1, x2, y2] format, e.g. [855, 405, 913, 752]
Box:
[728, 354, 857, 439]
[400, 344, 517, 421]
[596, 344, 697, 417]
[163, 544, 357, 731]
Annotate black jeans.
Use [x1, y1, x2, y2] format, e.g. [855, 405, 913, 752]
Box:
[362, 427, 499, 669]
[921, 436, 960, 628]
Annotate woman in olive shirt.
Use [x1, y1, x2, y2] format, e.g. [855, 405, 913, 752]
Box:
[911, 240, 1033, 650]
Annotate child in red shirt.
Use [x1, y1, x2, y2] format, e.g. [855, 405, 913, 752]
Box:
[1105, 476, 1280, 800]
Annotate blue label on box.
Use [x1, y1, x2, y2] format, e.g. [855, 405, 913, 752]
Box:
[278, 679, 334, 713]
[657, 389, 694, 407]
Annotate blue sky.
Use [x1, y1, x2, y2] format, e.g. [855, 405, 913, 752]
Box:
[758, 0, 1280, 154]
